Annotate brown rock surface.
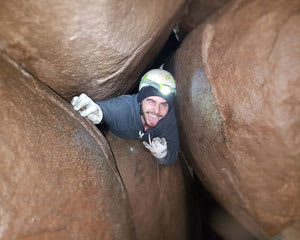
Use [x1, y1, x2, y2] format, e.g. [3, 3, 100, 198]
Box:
[0, 52, 136, 240]
[178, 0, 229, 38]
[0, 0, 186, 101]
[105, 130, 189, 240]
[167, 0, 300, 237]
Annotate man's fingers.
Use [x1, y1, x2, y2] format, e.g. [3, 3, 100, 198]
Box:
[80, 105, 98, 117]
[71, 96, 79, 106]
[79, 93, 87, 99]
[143, 141, 151, 150]
[73, 96, 90, 111]
[87, 114, 101, 124]
[71, 93, 103, 125]
[71, 93, 88, 109]
[87, 114, 96, 122]
[152, 137, 166, 145]
[152, 140, 159, 148]
[148, 134, 152, 145]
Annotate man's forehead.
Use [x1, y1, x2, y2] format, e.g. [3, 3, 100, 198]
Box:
[145, 96, 168, 103]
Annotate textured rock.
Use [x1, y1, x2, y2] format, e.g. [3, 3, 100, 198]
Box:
[177, 0, 229, 38]
[271, 221, 300, 240]
[105, 130, 189, 240]
[0, 52, 136, 240]
[0, 0, 186, 101]
[167, 0, 300, 237]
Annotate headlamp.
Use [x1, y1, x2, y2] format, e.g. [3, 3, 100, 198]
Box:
[140, 78, 176, 95]
[159, 84, 172, 95]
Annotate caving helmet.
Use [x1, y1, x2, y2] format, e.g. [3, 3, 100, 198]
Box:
[137, 69, 176, 106]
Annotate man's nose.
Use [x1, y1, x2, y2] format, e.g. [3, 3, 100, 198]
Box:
[153, 104, 160, 115]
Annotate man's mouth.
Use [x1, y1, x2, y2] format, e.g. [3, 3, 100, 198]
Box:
[147, 112, 160, 126]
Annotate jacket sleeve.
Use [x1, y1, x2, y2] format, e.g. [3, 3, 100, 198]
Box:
[156, 149, 178, 166]
[96, 95, 128, 127]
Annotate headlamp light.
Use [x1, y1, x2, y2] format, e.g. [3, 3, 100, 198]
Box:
[159, 84, 172, 95]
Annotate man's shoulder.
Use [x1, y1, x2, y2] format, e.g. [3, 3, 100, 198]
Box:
[164, 108, 177, 124]
[155, 108, 178, 132]
[118, 94, 138, 102]
[97, 93, 140, 129]
[152, 108, 179, 149]
[97, 94, 137, 107]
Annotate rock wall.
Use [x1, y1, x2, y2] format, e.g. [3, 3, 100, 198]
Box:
[0, 0, 186, 101]
[167, 0, 300, 237]
[1, 0, 299, 239]
[178, 0, 229, 38]
[0, 52, 136, 240]
[105, 131, 189, 240]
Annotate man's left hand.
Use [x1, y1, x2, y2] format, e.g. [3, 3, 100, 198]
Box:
[143, 137, 167, 159]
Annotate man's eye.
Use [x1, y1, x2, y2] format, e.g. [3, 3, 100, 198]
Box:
[147, 99, 155, 104]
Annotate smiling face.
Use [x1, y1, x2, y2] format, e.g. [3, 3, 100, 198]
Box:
[141, 96, 169, 130]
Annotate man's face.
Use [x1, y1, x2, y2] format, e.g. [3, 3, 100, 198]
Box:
[141, 96, 169, 129]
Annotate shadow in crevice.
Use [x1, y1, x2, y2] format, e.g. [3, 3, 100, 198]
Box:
[181, 156, 257, 240]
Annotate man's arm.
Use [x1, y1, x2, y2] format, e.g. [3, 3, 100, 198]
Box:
[71, 93, 129, 127]
[157, 146, 178, 166]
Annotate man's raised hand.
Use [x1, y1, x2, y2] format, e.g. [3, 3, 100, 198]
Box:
[71, 93, 103, 124]
[143, 136, 168, 159]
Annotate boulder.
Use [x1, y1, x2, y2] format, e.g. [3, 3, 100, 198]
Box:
[167, 0, 300, 237]
[0, 52, 136, 240]
[105, 130, 189, 240]
[177, 0, 229, 39]
[0, 0, 186, 101]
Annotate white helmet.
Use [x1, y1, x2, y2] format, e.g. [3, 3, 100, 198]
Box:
[139, 69, 176, 96]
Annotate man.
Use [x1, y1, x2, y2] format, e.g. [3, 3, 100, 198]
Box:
[71, 69, 179, 165]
